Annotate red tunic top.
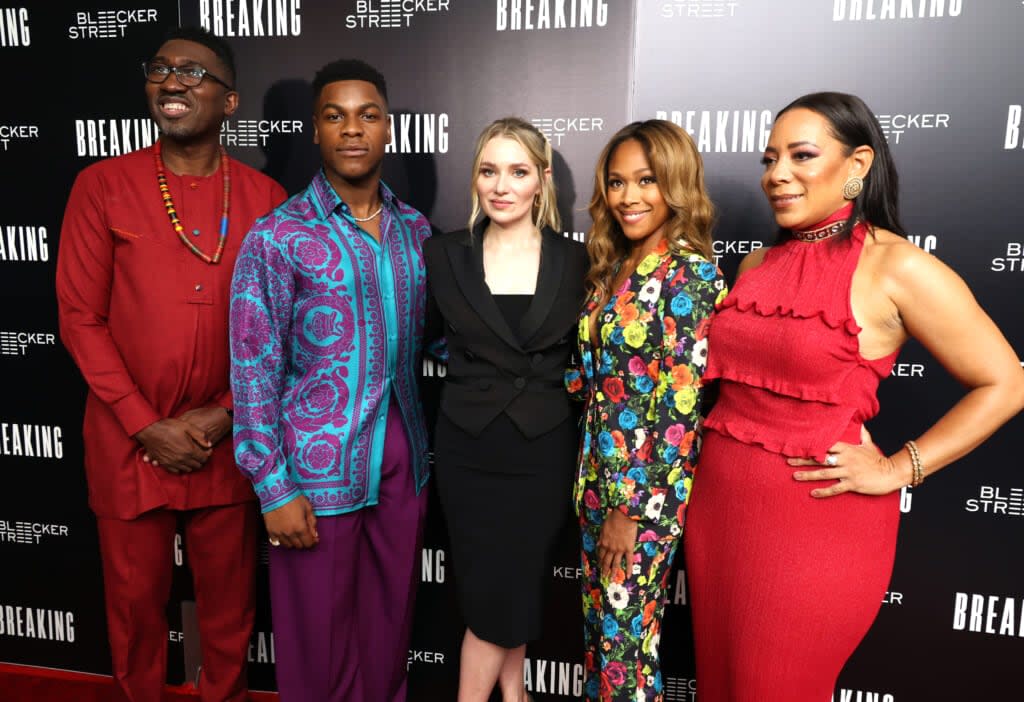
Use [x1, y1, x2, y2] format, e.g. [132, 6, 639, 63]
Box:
[56, 144, 287, 519]
[703, 205, 899, 461]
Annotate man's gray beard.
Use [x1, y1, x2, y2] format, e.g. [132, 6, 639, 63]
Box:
[156, 122, 197, 140]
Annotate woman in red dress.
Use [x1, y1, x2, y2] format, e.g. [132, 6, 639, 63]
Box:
[684, 91, 1024, 701]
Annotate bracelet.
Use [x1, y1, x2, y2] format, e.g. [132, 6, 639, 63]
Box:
[904, 440, 924, 487]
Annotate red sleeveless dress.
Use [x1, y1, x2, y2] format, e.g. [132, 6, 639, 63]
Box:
[684, 206, 901, 701]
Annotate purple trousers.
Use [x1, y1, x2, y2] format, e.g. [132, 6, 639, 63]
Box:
[269, 402, 427, 702]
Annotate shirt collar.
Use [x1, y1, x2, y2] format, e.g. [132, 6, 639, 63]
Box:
[310, 168, 396, 219]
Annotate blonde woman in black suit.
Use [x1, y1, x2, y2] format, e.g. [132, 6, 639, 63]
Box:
[423, 117, 588, 702]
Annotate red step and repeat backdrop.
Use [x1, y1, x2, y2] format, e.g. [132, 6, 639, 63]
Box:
[1, 1, 1021, 700]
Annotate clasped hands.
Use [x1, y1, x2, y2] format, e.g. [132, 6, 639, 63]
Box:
[788, 426, 909, 498]
[133, 407, 232, 474]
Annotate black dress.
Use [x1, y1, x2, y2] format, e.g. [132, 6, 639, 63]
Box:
[433, 294, 577, 648]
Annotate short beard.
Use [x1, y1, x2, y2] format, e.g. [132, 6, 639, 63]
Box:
[154, 119, 198, 141]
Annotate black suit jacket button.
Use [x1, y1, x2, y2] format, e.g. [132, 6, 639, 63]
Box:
[532, 353, 544, 366]
[514, 377, 526, 389]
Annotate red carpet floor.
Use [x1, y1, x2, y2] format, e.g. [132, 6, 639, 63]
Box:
[0, 662, 279, 701]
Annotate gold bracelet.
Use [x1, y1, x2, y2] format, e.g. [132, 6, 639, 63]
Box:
[905, 440, 924, 487]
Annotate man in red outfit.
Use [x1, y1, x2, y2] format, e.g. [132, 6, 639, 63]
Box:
[56, 25, 286, 702]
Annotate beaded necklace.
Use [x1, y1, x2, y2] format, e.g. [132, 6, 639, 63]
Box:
[154, 140, 231, 264]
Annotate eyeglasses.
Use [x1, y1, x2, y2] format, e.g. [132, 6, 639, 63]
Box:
[142, 61, 232, 89]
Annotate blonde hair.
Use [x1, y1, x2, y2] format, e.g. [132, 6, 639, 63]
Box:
[467, 117, 561, 233]
[586, 120, 715, 304]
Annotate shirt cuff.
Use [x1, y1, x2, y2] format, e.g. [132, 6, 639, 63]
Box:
[111, 390, 162, 438]
[259, 483, 302, 514]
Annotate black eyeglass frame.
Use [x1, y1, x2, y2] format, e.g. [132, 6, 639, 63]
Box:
[141, 61, 234, 90]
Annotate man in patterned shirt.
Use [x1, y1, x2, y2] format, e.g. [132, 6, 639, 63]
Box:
[229, 59, 431, 702]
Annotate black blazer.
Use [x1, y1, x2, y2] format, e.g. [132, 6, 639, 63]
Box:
[423, 225, 588, 439]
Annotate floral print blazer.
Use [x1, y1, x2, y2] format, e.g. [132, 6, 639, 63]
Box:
[565, 241, 727, 537]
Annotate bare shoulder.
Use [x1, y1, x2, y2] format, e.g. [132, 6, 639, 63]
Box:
[737, 246, 770, 276]
[865, 227, 968, 300]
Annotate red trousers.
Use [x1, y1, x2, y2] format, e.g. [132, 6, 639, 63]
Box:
[96, 502, 259, 702]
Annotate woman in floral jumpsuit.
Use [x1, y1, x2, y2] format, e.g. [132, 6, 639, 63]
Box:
[566, 120, 727, 701]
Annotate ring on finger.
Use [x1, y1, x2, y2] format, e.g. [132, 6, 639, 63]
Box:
[268, 537, 281, 547]
[825, 454, 839, 467]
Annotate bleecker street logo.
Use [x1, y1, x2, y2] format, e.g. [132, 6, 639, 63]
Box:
[0, 519, 69, 545]
[875, 113, 950, 145]
[346, 0, 452, 30]
[0, 331, 56, 356]
[990, 242, 1024, 272]
[664, 676, 696, 701]
[407, 649, 446, 669]
[0, 124, 39, 152]
[659, 1, 740, 19]
[712, 239, 762, 265]
[221, 119, 304, 148]
[531, 117, 604, 147]
[965, 485, 1024, 516]
[68, 9, 159, 39]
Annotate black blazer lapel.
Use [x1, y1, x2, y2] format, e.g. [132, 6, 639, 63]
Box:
[445, 229, 524, 352]
[520, 228, 565, 347]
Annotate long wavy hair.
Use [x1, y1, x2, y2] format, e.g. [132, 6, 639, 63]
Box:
[585, 119, 715, 304]
[773, 91, 906, 242]
[467, 117, 561, 234]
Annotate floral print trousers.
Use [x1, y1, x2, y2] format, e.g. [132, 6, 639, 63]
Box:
[580, 509, 679, 701]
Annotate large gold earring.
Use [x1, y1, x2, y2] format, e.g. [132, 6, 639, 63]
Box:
[843, 176, 864, 200]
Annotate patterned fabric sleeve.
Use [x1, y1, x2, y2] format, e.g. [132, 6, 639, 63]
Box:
[609, 256, 727, 530]
[229, 223, 300, 513]
[565, 313, 591, 403]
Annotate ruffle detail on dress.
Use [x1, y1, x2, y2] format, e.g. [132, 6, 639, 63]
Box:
[702, 416, 833, 460]
[715, 291, 862, 337]
[703, 366, 846, 405]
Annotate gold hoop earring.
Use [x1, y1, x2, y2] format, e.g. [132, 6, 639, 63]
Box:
[843, 176, 864, 200]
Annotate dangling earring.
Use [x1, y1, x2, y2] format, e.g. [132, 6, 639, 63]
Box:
[843, 176, 864, 200]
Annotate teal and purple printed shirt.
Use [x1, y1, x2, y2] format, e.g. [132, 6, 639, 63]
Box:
[229, 171, 431, 515]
